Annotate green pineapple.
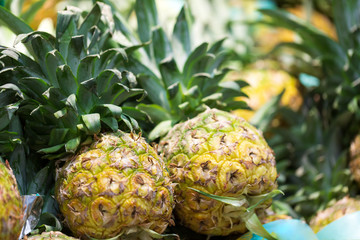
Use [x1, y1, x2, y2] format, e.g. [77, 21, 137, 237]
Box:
[26, 231, 78, 240]
[109, 0, 278, 236]
[0, 161, 24, 240]
[0, 3, 174, 239]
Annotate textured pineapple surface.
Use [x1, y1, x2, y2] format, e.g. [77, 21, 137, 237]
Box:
[310, 196, 360, 233]
[350, 134, 360, 186]
[0, 161, 23, 240]
[159, 109, 278, 236]
[26, 231, 78, 240]
[55, 132, 175, 239]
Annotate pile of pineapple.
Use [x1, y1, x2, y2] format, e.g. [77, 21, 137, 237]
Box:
[1, 0, 360, 239]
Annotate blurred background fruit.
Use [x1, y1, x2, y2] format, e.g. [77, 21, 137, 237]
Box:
[309, 196, 360, 233]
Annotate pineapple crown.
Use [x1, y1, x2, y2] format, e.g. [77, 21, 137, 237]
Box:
[106, 0, 249, 140]
[0, 3, 147, 159]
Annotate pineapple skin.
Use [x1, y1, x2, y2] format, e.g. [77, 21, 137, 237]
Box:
[310, 196, 360, 233]
[55, 132, 175, 239]
[159, 109, 278, 236]
[0, 161, 23, 240]
[350, 134, 360, 186]
[26, 231, 78, 240]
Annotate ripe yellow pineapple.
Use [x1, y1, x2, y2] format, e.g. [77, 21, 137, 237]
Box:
[0, 161, 24, 240]
[0, 3, 175, 239]
[159, 109, 278, 236]
[26, 231, 78, 240]
[349, 134, 360, 186]
[310, 196, 360, 233]
[56, 132, 175, 239]
[258, 208, 292, 224]
[232, 60, 302, 121]
[255, 5, 336, 53]
[22, 0, 62, 29]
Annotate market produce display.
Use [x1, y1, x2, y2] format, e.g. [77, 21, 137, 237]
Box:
[0, 0, 360, 239]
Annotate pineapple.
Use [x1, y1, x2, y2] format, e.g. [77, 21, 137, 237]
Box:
[159, 109, 278, 236]
[349, 134, 360, 186]
[255, 5, 336, 53]
[258, 208, 292, 224]
[0, 3, 174, 239]
[110, 0, 278, 236]
[22, 0, 62, 29]
[56, 132, 174, 238]
[309, 196, 360, 233]
[232, 60, 302, 121]
[26, 231, 78, 240]
[0, 161, 24, 240]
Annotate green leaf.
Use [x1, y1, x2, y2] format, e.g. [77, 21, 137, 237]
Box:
[77, 55, 99, 83]
[45, 50, 65, 88]
[19, 77, 49, 102]
[182, 43, 208, 85]
[332, 0, 360, 50]
[247, 189, 284, 212]
[78, 3, 102, 35]
[208, 38, 226, 55]
[201, 93, 222, 103]
[112, 87, 146, 106]
[136, 104, 171, 124]
[96, 104, 122, 118]
[77, 79, 98, 114]
[99, 48, 128, 70]
[0, 5, 33, 35]
[159, 57, 182, 89]
[96, 69, 122, 96]
[65, 137, 80, 153]
[101, 117, 118, 132]
[244, 213, 278, 240]
[82, 113, 101, 134]
[152, 26, 172, 65]
[136, 74, 170, 110]
[188, 187, 248, 208]
[35, 213, 62, 233]
[120, 114, 133, 132]
[65, 94, 78, 112]
[172, 6, 191, 69]
[148, 120, 173, 141]
[27, 165, 52, 194]
[48, 128, 69, 146]
[67, 35, 85, 74]
[38, 144, 65, 154]
[57, 9, 80, 58]
[57, 65, 78, 96]
[135, 0, 158, 44]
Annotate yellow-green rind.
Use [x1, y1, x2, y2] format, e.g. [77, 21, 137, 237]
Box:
[159, 109, 278, 236]
[350, 134, 360, 186]
[310, 196, 360, 233]
[55, 132, 175, 239]
[26, 231, 78, 239]
[0, 161, 23, 240]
